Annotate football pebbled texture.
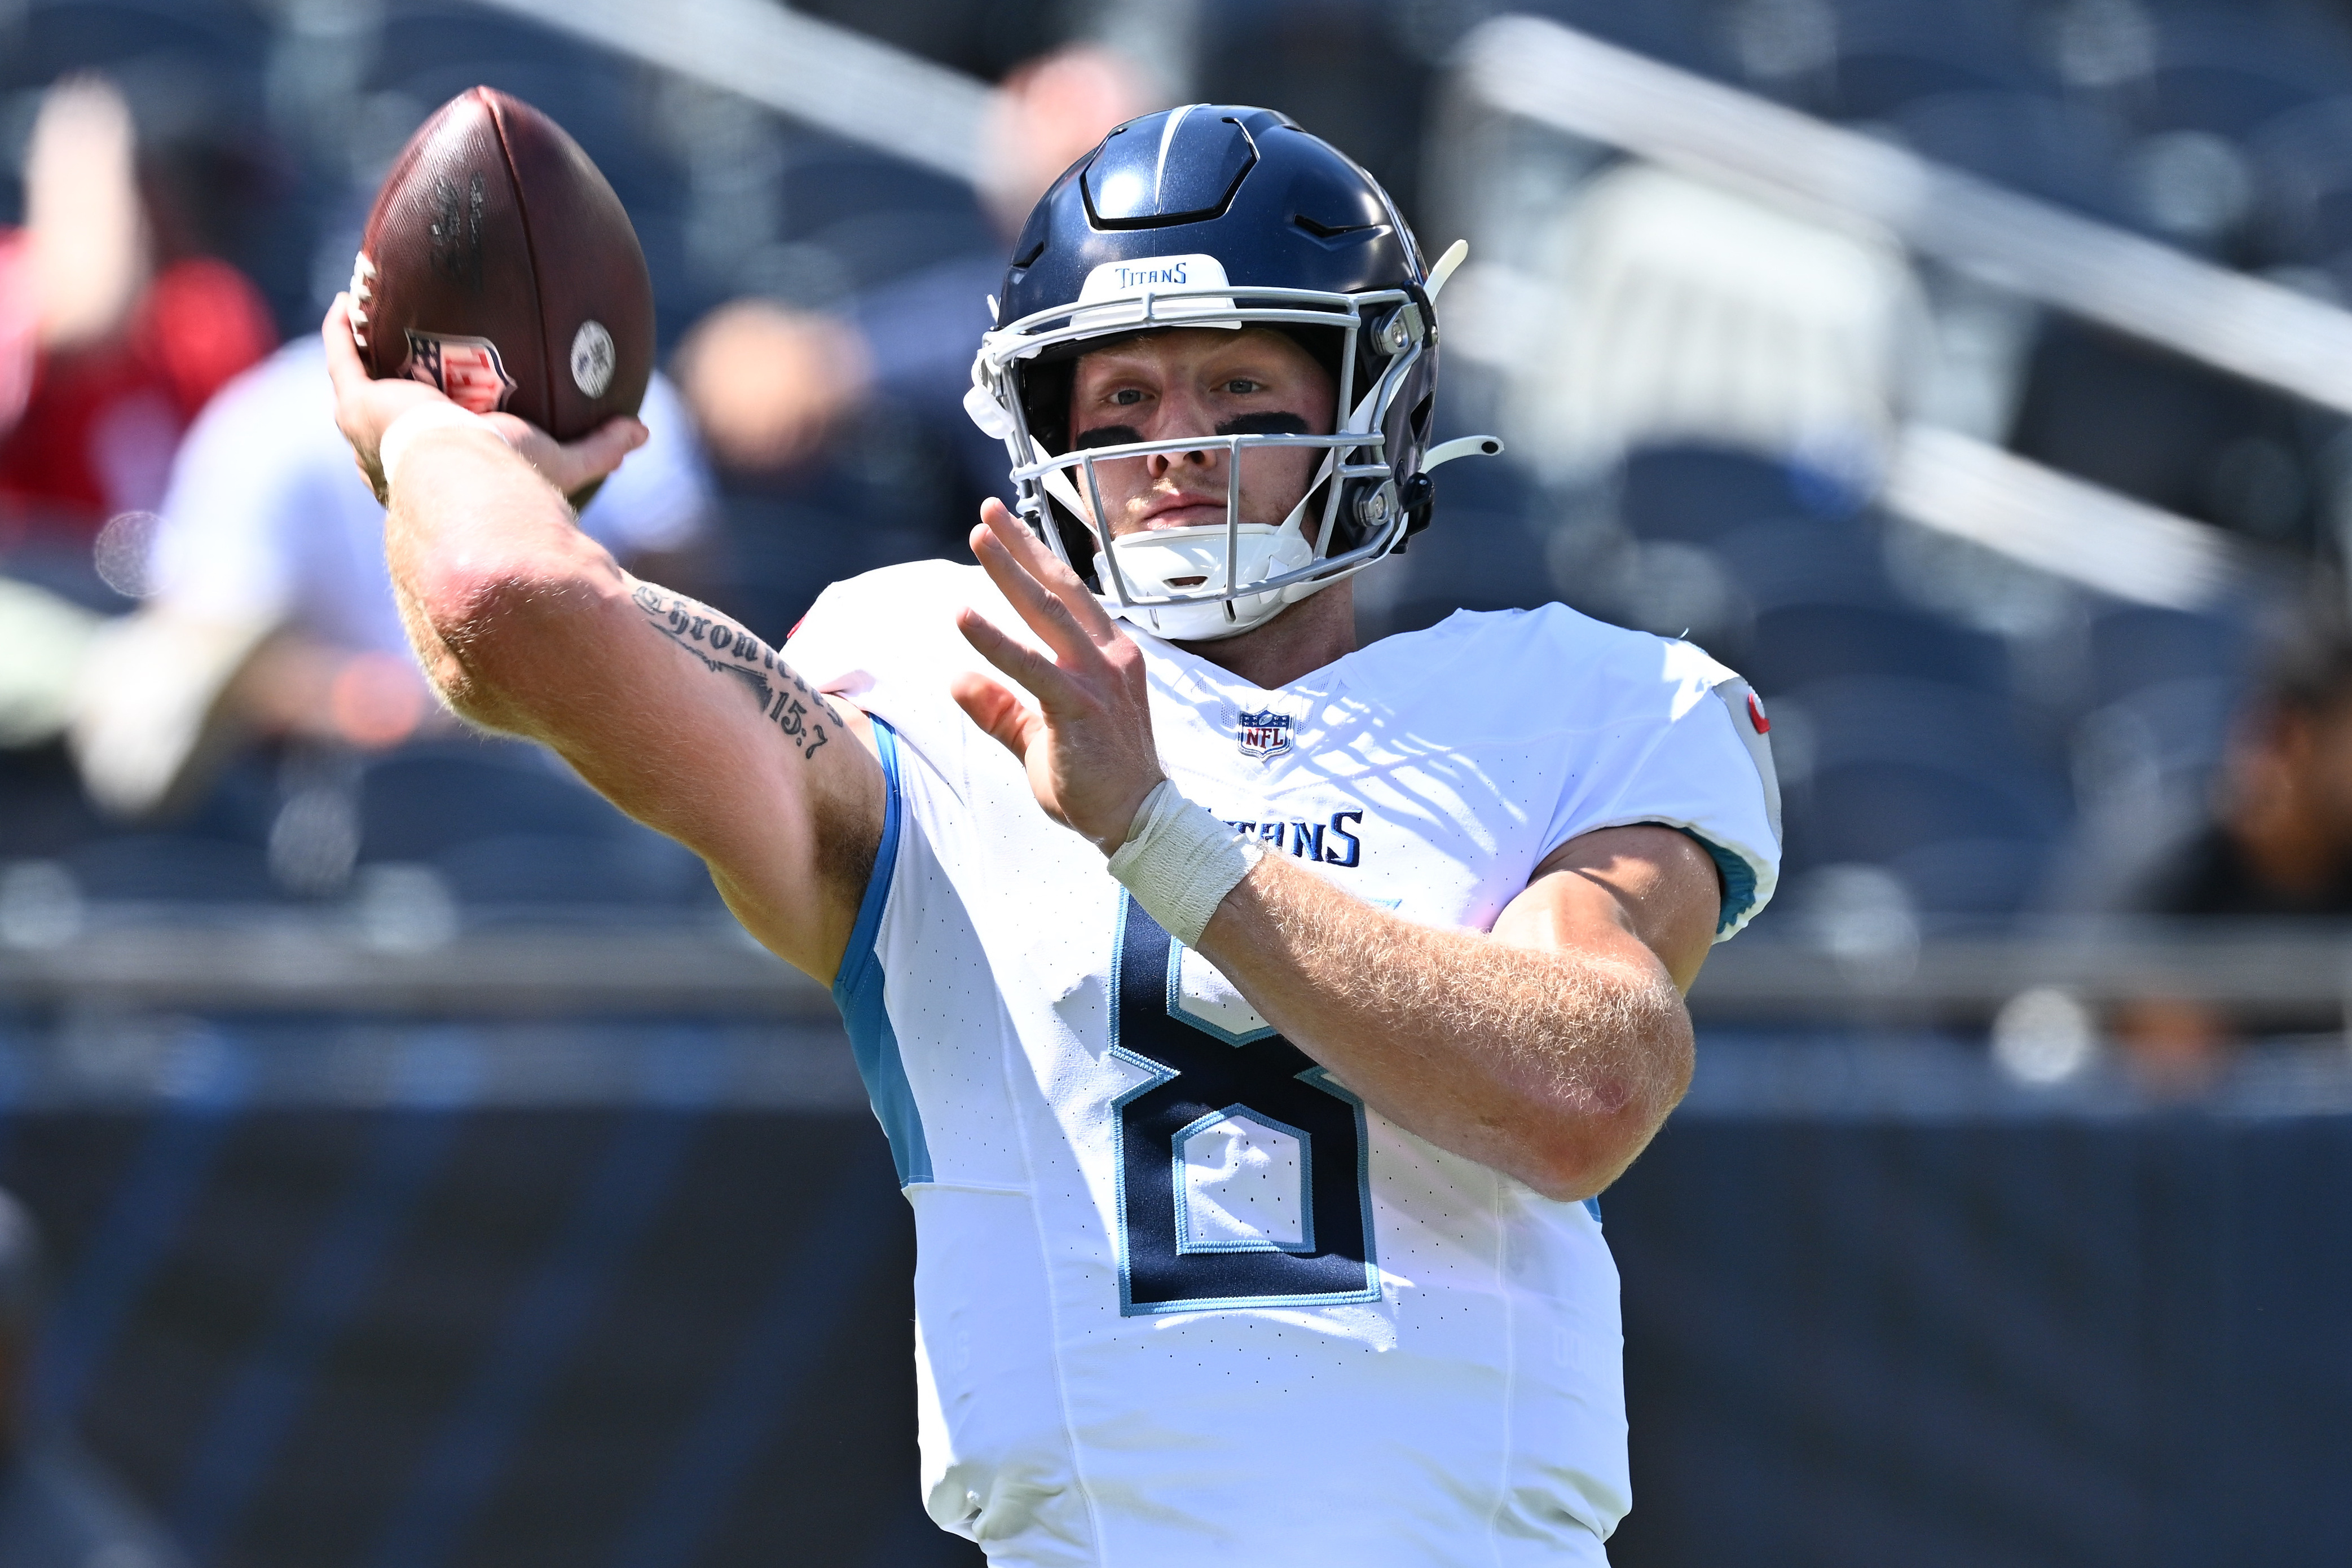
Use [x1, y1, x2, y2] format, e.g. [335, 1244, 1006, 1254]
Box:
[350, 86, 652, 443]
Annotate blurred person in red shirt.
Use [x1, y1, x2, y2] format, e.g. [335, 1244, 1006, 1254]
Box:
[0, 74, 275, 544]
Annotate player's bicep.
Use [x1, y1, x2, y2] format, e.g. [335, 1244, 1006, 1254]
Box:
[1492, 825, 1722, 993]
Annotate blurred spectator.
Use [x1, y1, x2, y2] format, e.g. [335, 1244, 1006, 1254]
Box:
[672, 43, 1155, 500]
[62, 340, 715, 818]
[0, 74, 275, 550]
[0, 579, 100, 753]
[0, 1190, 187, 1568]
[2109, 613, 2352, 1090]
[2129, 627, 2352, 918]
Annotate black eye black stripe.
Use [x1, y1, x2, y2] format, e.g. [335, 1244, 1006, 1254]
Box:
[1071, 411, 1312, 450]
[1215, 411, 1311, 437]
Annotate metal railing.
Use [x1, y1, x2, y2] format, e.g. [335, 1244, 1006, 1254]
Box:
[1690, 921, 2352, 1031]
[1455, 15, 2352, 419]
[1439, 15, 2352, 610]
[469, 0, 996, 184]
[0, 909, 832, 1018]
[6, 907, 2347, 1034]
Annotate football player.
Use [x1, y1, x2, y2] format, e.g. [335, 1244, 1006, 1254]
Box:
[324, 106, 1780, 1565]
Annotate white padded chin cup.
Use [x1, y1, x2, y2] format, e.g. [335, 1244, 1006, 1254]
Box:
[1099, 523, 1314, 641]
[1107, 523, 1312, 600]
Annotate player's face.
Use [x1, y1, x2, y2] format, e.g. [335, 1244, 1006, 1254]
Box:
[1065, 327, 1337, 543]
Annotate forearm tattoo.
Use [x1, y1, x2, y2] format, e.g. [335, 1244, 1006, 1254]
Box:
[629, 582, 831, 761]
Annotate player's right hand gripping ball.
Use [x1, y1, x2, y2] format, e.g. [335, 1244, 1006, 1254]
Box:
[350, 86, 653, 444]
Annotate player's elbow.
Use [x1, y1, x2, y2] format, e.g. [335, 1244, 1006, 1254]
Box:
[1514, 1112, 1656, 1203]
[1517, 986, 1694, 1203]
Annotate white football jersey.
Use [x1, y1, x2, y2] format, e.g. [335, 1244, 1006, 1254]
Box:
[786, 561, 1780, 1567]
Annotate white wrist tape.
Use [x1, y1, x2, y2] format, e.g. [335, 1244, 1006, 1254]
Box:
[1105, 779, 1264, 948]
[378, 402, 503, 492]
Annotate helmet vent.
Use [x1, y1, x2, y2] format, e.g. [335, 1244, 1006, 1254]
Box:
[1293, 213, 1382, 240]
[1082, 108, 1258, 230]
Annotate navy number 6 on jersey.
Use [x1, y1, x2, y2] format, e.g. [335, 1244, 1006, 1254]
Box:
[1109, 894, 1381, 1315]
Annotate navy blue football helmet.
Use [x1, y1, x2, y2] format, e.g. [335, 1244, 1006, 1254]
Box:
[966, 105, 1496, 640]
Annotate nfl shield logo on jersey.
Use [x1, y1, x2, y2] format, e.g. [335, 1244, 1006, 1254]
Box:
[1236, 710, 1293, 760]
[403, 331, 518, 413]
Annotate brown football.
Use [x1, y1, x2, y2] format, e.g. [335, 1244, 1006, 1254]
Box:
[350, 86, 652, 443]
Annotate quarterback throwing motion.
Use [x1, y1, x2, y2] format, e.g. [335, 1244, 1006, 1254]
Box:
[328, 106, 1780, 1565]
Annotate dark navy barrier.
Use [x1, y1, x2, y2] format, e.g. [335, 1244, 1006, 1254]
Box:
[5, 1018, 2350, 1567]
[0, 1017, 981, 1568]
[1606, 1036, 2352, 1568]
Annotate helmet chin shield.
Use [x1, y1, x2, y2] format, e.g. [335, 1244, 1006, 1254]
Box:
[1100, 523, 1314, 640]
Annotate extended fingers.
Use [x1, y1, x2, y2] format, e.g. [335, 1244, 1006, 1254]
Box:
[977, 499, 1120, 642]
[969, 522, 1100, 666]
[955, 605, 1080, 711]
[576, 416, 650, 470]
[948, 671, 1040, 761]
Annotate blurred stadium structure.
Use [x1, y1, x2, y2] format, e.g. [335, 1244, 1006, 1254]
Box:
[3, 0, 2352, 1564]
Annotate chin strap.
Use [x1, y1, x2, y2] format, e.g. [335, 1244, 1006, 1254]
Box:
[1040, 465, 1091, 531]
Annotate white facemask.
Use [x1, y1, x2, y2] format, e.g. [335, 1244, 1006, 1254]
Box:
[1038, 459, 1328, 641]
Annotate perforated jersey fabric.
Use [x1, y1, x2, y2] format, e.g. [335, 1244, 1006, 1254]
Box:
[788, 561, 1778, 1566]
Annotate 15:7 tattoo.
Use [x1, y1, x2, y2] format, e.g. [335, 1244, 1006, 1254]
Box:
[628, 581, 833, 761]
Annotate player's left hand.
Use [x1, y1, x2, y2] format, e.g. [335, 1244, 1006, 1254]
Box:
[953, 499, 1166, 854]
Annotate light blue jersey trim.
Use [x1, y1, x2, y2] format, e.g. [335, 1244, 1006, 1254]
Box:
[1108, 1040, 1179, 1299]
[831, 718, 931, 1187]
[1296, 1065, 1382, 1303]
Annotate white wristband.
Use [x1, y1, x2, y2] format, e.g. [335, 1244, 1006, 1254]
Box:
[378, 402, 504, 492]
[1106, 779, 1265, 948]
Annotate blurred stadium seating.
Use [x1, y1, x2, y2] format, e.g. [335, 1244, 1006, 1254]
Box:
[7, 0, 2352, 1563]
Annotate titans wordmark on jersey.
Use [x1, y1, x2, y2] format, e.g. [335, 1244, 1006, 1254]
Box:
[787, 561, 1779, 1568]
